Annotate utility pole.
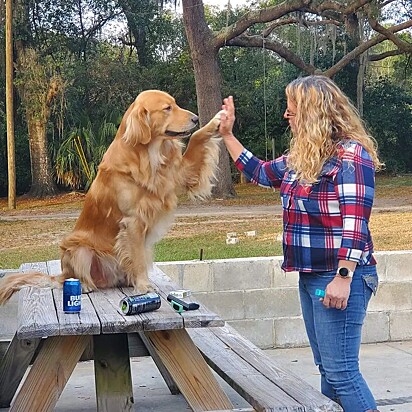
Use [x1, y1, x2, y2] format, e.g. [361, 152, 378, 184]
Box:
[6, 0, 16, 209]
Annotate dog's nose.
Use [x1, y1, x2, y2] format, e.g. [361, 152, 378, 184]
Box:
[192, 115, 199, 124]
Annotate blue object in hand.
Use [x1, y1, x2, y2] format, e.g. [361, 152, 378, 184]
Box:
[315, 289, 325, 298]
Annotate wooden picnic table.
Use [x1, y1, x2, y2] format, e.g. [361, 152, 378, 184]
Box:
[0, 260, 232, 412]
[0, 260, 341, 412]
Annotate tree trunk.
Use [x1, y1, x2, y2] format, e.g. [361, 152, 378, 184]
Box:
[26, 118, 58, 197]
[15, 42, 59, 198]
[5, 0, 16, 209]
[182, 0, 236, 198]
[343, 12, 361, 104]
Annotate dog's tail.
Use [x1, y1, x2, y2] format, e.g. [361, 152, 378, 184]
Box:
[0, 271, 66, 305]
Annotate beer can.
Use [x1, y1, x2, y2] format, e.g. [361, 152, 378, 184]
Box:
[63, 278, 82, 313]
[120, 292, 161, 315]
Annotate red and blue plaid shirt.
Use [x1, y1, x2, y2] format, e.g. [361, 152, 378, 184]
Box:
[235, 141, 376, 273]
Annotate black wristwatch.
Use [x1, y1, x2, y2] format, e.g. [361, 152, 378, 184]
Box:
[336, 267, 354, 278]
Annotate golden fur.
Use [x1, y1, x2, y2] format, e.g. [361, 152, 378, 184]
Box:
[285, 75, 383, 184]
[0, 90, 221, 304]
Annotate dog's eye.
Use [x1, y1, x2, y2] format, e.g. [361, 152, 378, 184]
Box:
[164, 105, 172, 112]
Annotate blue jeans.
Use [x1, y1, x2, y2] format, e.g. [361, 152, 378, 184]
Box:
[299, 265, 378, 411]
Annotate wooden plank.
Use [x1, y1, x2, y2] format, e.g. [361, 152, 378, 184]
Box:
[53, 289, 101, 335]
[145, 328, 233, 412]
[88, 287, 184, 334]
[150, 266, 224, 328]
[208, 409, 255, 412]
[88, 288, 143, 333]
[189, 328, 304, 412]
[17, 287, 60, 339]
[10, 335, 90, 412]
[0, 334, 151, 361]
[121, 287, 183, 331]
[0, 333, 41, 407]
[17, 262, 60, 339]
[46, 259, 61, 275]
[94, 334, 134, 412]
[47, 259, 101, 335]
[138, 332, 180, 395]
[210, 325, 342, 411]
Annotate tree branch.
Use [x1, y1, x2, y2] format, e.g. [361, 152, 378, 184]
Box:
[324, 20, 412, 77]
[368, 15, 412, 52]
[213, 0, 311, 48]
[214, 0, 374, 48]
[226, 34, 317, 74]
[263, 17, 340, 37]
[368, 49, 407, 61]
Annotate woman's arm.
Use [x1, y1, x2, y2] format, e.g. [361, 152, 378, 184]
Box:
[219, 96, 286, 188]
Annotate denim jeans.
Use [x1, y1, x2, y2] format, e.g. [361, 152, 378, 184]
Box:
[299, 265, 379, 412]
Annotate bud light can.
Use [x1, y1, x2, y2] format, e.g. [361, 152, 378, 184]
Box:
[120, 292, 161, 315]
[63, 278, 82, 313]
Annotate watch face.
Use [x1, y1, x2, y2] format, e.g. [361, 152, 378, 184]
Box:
[339, 267, 349, 277]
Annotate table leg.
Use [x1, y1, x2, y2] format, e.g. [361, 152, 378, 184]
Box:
[93, 333, 134, 412]
[0, 333, 41, 407]
[10, 335, 90, 412]
[145, 329, 233, 412]
[138, 331, 180, 395]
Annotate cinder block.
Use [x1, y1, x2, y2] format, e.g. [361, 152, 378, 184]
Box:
[226, 237, 239, 245]
[211, 258, 272, 291]
[273, 316, 308, 348]
[0, 293, 18, 340]
[226, 232, 237, 238]
[194, 291, 245, 320]
[390, 311, 412, 341]
[244, 230, 256, 237]
[362, 311, 390, 343]
[244, 288, 301, 319]
[155, 262, 182, 286]
[181, 262, 212, 292]
[228, 319, 274, 348]
[272, 258, 299, 287]
[380, 251, 412, 282]
[369, 282, 412, 311]
[373, 252, 388, 281]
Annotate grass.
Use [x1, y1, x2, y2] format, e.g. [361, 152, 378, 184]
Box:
[1, 175, 412, 269]
[154, 216, 284, 262]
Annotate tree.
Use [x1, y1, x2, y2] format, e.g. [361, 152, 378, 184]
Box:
[14, 47, 64, 197]
[5, 0, 16, 208]
[182, 0, 412, 197]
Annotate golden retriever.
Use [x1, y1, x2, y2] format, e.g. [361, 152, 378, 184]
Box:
[0, 90, 221, 304]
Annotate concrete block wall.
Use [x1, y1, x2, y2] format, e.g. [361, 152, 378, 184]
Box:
[157, 250, 412, 349]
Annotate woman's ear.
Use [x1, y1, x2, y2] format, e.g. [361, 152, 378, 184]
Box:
[122, 103, 151, 145]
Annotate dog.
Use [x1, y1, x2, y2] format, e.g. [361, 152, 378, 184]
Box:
[0, 90, 221, 304]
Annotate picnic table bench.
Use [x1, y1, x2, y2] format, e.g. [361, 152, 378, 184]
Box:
[0, 260, 341, 412]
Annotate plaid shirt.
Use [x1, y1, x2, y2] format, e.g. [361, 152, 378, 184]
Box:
[235, 141, 376, 273]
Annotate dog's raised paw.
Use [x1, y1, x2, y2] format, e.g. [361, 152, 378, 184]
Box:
[214, 110, 227, 122]
[203, 110, 226, 134]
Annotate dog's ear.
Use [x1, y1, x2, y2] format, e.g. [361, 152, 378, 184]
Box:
[122, 104, 151, 145]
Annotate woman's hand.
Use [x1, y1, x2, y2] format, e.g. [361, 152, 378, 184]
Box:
[322, 277, 352, 310]
[218, 96, 245, 162]
[219, 96, 236, 139]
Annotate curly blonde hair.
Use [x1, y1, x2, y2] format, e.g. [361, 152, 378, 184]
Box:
[285, 75, 383, 183]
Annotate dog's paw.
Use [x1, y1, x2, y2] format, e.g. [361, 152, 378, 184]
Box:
[203, 110, 226, 135]
[132, 282, 154, 295]
[214, 110, 227, 122]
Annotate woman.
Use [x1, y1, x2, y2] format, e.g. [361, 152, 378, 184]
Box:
[219, 75, 382, 412]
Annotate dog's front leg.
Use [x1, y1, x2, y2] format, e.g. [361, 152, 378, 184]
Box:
[182, 115, 221, 198]
[115, 216, 153, 294]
